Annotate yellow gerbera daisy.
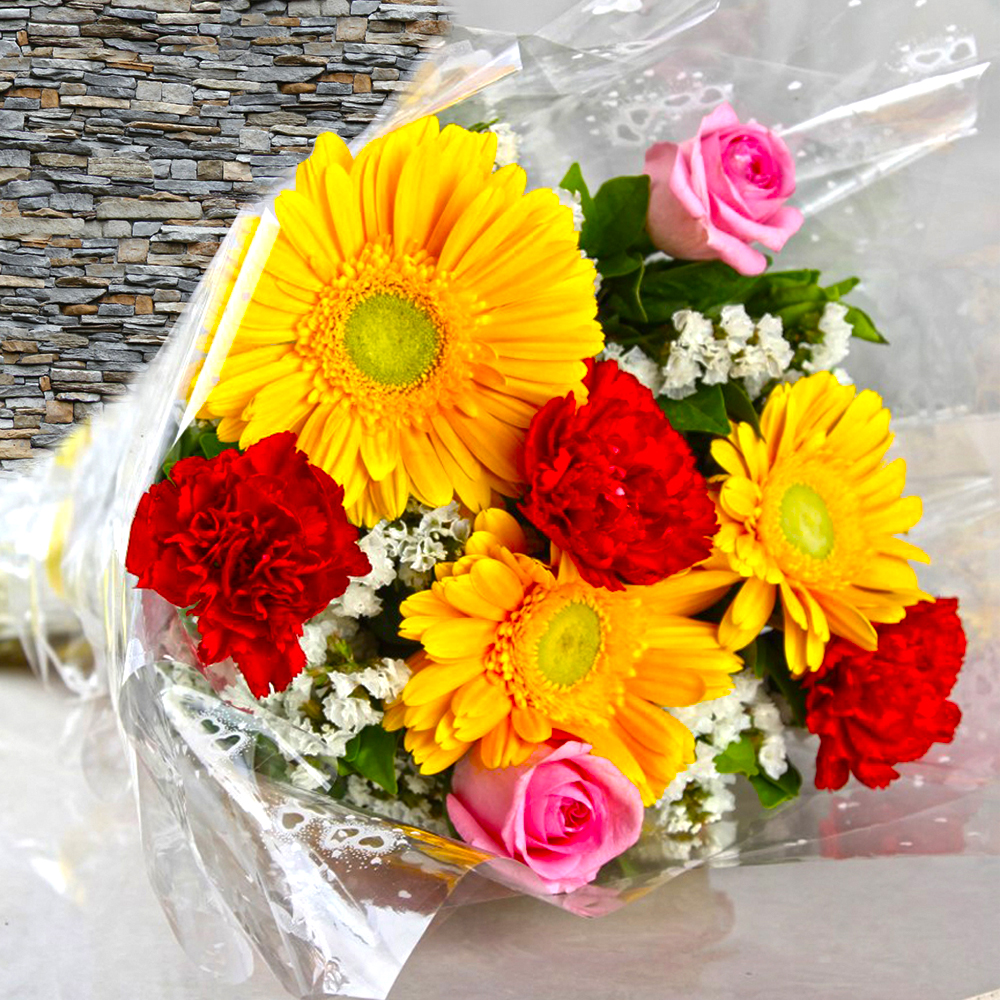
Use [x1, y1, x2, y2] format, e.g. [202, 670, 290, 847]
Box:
[201, 117, 602, 526]
[710, 371, 929, 676]
[384, 509, 742, 805]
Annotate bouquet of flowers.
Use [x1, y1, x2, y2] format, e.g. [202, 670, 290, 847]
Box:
[1, 2, 996, 997]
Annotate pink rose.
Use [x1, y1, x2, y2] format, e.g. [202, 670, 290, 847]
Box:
[644, 103, 803, 275]
[447, 741, 644, 895]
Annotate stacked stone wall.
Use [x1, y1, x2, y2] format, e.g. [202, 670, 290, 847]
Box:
[0, 0, 446, 473]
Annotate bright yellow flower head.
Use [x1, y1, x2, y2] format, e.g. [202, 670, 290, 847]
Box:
[201, 117, 603, 526]
[710, 371, 929, 676]
[385, 509, 742, 805]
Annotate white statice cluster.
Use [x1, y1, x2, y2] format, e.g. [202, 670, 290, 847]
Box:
[244, 653, 412, 791]
[370, 500, 472, 590]
[651, 671, 789, 841]
[803, 301, 853, 376]
[322, 527, 398, 621]
[601, 305, 795, 402]
[273, 501, 470, 789]
[666, 306, 794, 399]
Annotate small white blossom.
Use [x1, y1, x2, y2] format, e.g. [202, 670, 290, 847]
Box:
[354, 657, 410, 701]
[673, 309, 716, 350]
[556, 186, 585, 232]
[280, 670, 318, 717]
[804, 301, 852, 373]
[490, 122, 521, 169]
[699, 338, 732, 385]
[299, 622, 330, 669]
[661, 346, 701, 398]
[718, 304, 755, 349]
[321, 689, 380, 733]
[758, 734, 788, 780]
[599, 342, 663, 395]
[359, 530, 397, 590]
[336, 581, 383, 619]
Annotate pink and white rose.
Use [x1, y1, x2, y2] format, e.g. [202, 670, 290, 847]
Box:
[644, 103, 803, 275]
[447, 741, 644, 895]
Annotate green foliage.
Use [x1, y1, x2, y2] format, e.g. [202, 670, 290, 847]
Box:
[710, 633, 809, 810]
[466, 118, 500, 133]
[339, 725, 400, 794]
[627, 259, 762, 326]
[559, 160, 887, 366]
[749, 766, 802, 809]
[843, 304, 885, 344]
[713, 730, 803, 810]
[658, 383, 730, 436]
[714, 733, 758, 776]
[743, 269, 888, 345]
[559, 162, 594, 217]
[720, 380, 763, 437]
[752, 631, 807, 727]
[580, 175, 651, 262]
[161, 423, 240, 480]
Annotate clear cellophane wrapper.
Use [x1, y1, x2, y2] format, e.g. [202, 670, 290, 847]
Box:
[0, 1, 997, 997]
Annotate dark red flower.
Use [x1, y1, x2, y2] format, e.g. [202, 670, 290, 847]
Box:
[801, 599, 966, 791]
[126, 431, 370, 697]
[519, 359, 717, 589]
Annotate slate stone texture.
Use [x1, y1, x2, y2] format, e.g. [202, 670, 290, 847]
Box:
[0, 0, 447, 473]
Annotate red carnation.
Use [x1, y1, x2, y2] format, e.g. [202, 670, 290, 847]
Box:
[801, 599, 966, 791]
[126, 431, 370, 697]
[519, 359, 717, 590]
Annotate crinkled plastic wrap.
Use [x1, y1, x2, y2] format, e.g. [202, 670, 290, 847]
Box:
[1, 1, 998, 997]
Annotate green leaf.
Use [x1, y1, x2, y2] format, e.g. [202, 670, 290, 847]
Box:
[640, 260, 762, 323]
[580, 174, 650, 261]
[754, 631, 807, 727]
[198, 428, 240, 460]
[343, 725, 399, 794]
[714, 734, 759, 777]
[658, 384, 730, 435]
[597, 250, 644, 279]
[844, 304, 888, 344]
[466, 118, 500, 133]
[720, 380, 762, 437]
[559, 162, 594, 217]
[823, 276, 860, 299]
[609, 255, 647, 323]
[749, 764, 802, 809]
[161, 424, 203, 481]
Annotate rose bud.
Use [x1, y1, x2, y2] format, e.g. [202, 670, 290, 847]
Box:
[644, 103, 803, 275]
[447, 741, 644, 895]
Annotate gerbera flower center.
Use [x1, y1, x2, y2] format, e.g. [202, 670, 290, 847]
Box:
[779, 483, 835, 560]
[535, 600, 602, 687]
[293, 243, 483, 430]
[342, 292, 441, 387]
[758, 456, 866, 588]
[491, 582, 621, 722]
